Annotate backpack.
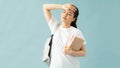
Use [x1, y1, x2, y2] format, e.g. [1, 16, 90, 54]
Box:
[42, 24, 59, 65]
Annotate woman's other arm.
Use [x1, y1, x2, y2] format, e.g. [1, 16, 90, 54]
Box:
[64, 45, 86, 57]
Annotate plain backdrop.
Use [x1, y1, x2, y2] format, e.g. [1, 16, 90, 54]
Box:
[0, 0, 120, 68]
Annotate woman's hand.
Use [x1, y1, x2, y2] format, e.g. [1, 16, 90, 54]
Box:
[64, 45, 72, 55]
[62, 4, 77, 13]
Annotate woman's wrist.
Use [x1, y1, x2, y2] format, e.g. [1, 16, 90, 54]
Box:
[62, 5, 69, 10]
[53, 4, 63, 9]
[44, 4, 63, 10]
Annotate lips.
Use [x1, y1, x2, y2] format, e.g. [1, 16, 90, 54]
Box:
[62, 17, 66, 20]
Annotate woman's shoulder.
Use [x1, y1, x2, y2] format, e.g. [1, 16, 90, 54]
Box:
[71, 26, 82, 33]
[71, 26, 85, 41]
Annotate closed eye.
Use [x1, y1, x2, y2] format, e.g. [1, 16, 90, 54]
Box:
[68, 12, 73, 16]
[63, 10, 66, 13]
[62, 10, 74, 16]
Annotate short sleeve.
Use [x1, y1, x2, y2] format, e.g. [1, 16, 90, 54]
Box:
[76, 29, 86, 45]
[48, 16, 60, 34]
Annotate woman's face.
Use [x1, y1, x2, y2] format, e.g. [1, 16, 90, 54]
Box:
[61, 4, 77, 25]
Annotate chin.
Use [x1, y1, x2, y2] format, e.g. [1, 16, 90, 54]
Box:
[61, 19, 65, 22]
[62, 19, 65, 21]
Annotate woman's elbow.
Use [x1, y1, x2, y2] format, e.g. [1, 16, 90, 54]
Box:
[43, 4, 50, 11]
[82, 51, 86, 57]
[79, 51, 86, 57]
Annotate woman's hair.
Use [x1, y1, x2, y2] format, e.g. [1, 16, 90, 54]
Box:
[70, 5, 79, 28]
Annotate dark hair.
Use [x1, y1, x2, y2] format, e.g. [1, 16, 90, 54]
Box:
[70, 5, 79, 28]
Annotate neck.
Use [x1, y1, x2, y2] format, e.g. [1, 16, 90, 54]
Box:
[61, 22, 71, 28]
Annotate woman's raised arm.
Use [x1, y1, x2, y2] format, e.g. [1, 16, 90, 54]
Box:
[43, 4, 63, 23]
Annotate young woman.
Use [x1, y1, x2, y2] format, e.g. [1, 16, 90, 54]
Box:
[43, 4, 86, 68]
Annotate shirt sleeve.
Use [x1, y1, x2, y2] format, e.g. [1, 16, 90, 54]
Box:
[48, 16, 60, 34]
[76, 29, 86, 45]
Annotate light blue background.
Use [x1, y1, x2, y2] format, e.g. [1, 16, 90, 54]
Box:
[0, 0, 120, 68]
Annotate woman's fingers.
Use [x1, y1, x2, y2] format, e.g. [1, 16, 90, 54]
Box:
[63, 4, 76, 12]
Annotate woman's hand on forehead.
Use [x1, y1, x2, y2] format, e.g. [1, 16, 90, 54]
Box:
[62, 4, 77, 13]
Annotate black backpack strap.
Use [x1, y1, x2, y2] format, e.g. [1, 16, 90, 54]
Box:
[48, 24, 60, 63]
[48, 34, 54, 58]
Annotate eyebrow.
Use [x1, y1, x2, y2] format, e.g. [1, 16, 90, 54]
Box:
[68, 10, 74, 14]
[67, 9, 75, 14]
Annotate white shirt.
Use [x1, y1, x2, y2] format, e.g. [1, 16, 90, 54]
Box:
[48, 16, 86, 68]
